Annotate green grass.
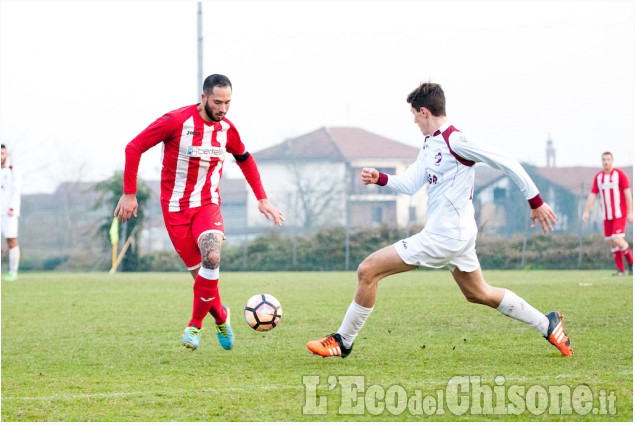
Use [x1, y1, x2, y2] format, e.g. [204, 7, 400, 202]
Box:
[1, 270, 632, 421]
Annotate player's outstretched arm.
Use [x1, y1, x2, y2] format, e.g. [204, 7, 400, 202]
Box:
[258, 199, 285, 226]
[114, 193, 138, 223]
[530, 202, 557, 234]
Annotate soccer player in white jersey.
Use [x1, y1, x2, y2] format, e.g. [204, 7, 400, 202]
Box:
[1, 144, 21, 282]
[582, 152, 633, 276]
[114, 74, 284, 351]
[307, 82, 573, 358]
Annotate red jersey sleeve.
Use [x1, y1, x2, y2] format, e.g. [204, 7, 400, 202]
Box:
[123, 114, 177, 194]
[618, 168, 631, 191]
[224, 122, 267, 200]
[224, 124, 246, 156]
[590, 172, 600, 194]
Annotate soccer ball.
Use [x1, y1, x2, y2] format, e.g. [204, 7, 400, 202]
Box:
[244, 293, 282, 332]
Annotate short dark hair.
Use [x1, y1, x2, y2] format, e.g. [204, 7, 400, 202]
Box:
[203, 74, 232, 95]
[1, 144, 5, 149]
[406, 82, 446, 116]
[602, 151, 613, 158]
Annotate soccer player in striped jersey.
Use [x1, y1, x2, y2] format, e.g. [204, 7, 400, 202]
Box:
[582, 152, 633, 276]
[307, 82, 572, 358]
[114, 74, 284, 351]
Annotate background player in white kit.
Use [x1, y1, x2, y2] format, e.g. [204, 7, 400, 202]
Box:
[307, 82, 573, 358]
[1, 144, 21, 282]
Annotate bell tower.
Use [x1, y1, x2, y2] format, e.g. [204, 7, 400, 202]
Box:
[546, 135, 556, 167]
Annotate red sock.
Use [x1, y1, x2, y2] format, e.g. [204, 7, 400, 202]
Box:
[613, 248, 625, 272]
[189, 271, 226, 328]
[622, 246, 633, 265]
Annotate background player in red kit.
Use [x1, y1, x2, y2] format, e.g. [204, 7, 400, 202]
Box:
[582, 152, 633, 276]
[114, 74, 284, 350]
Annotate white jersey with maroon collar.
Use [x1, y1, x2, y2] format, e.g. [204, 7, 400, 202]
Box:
[385, 121, 540, 240]
[124, 104, 247, 212]
[1, 161, 21, 216]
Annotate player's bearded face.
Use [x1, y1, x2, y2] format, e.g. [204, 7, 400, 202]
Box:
[203, 86, 232, 122]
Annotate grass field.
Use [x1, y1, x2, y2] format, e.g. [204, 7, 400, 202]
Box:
[1, 270, 632, 421]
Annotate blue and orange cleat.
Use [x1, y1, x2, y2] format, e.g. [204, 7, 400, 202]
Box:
[545, 311, 572, 357]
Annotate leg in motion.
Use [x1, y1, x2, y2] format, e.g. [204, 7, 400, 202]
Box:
[306, 245, 416, 358]
[452, 268, 572, 357]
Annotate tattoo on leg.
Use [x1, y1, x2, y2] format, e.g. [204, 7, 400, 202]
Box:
[199, 233, 222, 269]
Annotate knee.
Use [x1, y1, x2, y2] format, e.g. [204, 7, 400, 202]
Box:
[203, 251, 221, 269]
[357, 259, 375, 286]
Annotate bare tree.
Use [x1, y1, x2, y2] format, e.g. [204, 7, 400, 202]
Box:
[286, 159, 345, 231]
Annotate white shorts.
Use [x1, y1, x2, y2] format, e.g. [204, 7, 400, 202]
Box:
[394, 229, 480, 272]
[1, 214, 19, 239]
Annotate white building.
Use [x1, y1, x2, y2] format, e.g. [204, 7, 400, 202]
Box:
[249, 126, 428, 232]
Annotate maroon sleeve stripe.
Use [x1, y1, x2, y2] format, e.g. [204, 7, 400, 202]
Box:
[377, 172, 388, 186]
[528, 194, 544, 209]
[441, 126, 475, 167]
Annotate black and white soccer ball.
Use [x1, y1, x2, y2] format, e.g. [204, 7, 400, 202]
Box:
[244, 293, 282, 331]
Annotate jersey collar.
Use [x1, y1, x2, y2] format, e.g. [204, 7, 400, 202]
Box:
[432, 121, 452, 137]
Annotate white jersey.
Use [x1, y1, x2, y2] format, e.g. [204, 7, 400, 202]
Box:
[385, 121, 539, 240]
[1, 162, 21, 216]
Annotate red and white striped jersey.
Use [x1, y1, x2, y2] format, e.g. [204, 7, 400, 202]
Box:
[591, 168, 630, 220]
[124, 105, 248, 212]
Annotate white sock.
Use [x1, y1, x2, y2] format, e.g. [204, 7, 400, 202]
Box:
[337, 301, 374, 348]
[497, 289, 549, 336]
[9, 246, 20, 274]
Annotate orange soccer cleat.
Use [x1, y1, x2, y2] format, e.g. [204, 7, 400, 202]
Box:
[545, 311, 573, 357]
[306, 333, 353, 358]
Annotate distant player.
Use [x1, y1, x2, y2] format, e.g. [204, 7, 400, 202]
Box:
[582, 152, 633, 276]
[307, 82, 572, 358]
[1, 144, 21, 282]
[114, 74, 284, 350]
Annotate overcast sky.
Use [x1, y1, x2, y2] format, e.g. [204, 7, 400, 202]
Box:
[1, 1, 633, 194]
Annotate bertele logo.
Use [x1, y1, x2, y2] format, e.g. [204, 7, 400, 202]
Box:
[187, 146, 224, 158]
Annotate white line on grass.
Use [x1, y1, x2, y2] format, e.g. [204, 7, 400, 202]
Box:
[3, 373, 590, 402]
[2, 384, 303, 402]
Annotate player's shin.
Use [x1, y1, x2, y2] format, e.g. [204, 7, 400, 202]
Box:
[189, 267, 224, 328]
[496, 289, 549, 336]
[9, 246, 20, 274]
[336, 301, 374, 348]
[621, 246, 633, 264]
[612, 247, 625, 272]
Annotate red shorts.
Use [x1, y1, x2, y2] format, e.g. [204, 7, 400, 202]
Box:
[162, 203, 225, 269]
[603, 216, 626, 239]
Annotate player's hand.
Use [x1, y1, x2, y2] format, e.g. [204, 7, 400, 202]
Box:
[258, 199, 285, 226]
[361, 168, 379, 185]
[114, 193, 138, 223]
[581, 211, 589, 224]
[530, 202, 557, 234]
[7, 208, 14, 217]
